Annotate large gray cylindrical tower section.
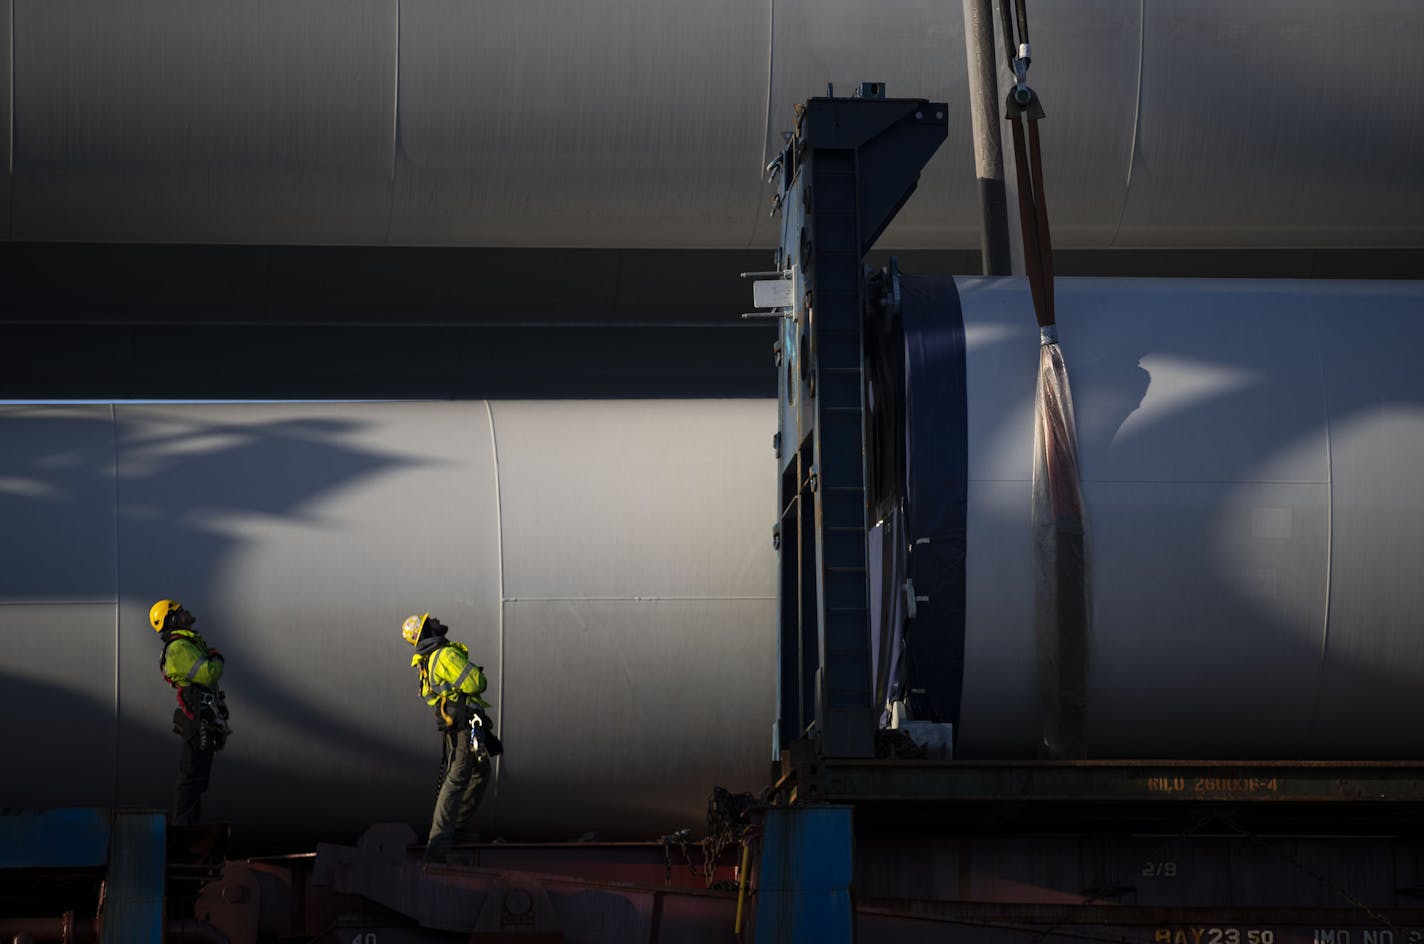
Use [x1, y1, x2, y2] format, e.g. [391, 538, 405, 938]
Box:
[0, 399, 777, 845]
[6, 2, 1421, 248]
[955, 278, 1424, 759]
[4, 279, 1424, 846]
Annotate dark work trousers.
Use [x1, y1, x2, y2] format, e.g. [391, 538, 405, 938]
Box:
[427, 712, 492, 857]
[173, 709, 215, 826]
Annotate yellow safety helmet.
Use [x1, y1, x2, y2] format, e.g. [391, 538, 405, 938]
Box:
[149, 599, 181, 632]
[401, 613, 430, 646]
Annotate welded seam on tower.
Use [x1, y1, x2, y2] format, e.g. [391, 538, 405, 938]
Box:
[110, 403, 122, 808]
[750, 0, 775, 249]
[484, 400, 506, 797]
[1109, 0, 1146, 249]
[1304, 304, 1335, 738]
[390, 0, 400, 182]
[1318, 310, 1334, 665]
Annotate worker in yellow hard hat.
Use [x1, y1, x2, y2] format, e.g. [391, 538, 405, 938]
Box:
[402, 612, 501, 863]
[151, 599, 230, 825]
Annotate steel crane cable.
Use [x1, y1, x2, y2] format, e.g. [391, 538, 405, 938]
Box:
[996, 0, 1055, 328]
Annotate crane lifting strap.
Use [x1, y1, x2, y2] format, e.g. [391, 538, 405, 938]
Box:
[997, 0, 1090, 760]
[996, 0, 1055, 328]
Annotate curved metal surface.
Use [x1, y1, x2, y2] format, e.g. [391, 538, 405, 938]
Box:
[957, 276, 1424, 758]
[3, 280, 1424, 846]
[389, 0, 770, 248]
[5, 1, 1422, 248]
[14, 1, 398, 244]
[1, 0, 12, 238]
[0, 399, 777, 844]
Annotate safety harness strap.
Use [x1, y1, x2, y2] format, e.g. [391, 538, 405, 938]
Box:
[427, 655, 450, 695]
[425, 650, 458, 697]
[159, 639, 177, 687]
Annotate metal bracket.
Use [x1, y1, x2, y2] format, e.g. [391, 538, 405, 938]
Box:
[1005, 83, 1045, 120]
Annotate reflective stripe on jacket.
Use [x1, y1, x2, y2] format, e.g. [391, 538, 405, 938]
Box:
[161, 629, 223, 689]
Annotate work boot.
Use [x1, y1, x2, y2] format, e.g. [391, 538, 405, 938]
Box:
[421, 846, 451, 865]
[423, 847, 475, 866]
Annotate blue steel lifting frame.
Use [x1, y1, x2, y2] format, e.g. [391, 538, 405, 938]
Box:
[758, 94, 945, 943]
[773, 92, 947, 762]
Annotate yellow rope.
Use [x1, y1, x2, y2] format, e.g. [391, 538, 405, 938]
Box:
[733, 839, 753, 934]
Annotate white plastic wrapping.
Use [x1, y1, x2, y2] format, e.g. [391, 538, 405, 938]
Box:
[869, 505, 909, 728]
[1031, 331, 1091, 758]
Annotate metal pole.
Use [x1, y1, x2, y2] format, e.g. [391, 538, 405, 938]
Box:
[962, 0, 1012, 276]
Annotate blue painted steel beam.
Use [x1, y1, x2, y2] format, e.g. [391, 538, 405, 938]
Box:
[0, 808, 111, 868]
[752, 806, 855, 944]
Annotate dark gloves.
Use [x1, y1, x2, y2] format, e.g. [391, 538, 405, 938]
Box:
[484, 729, 504, 757]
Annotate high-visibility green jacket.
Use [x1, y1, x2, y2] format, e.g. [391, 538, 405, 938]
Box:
[411, 641, 489, 708]
[161, 629, 224, 690]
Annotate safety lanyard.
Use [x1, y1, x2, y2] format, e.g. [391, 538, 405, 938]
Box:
[997, 0, 1055, 329]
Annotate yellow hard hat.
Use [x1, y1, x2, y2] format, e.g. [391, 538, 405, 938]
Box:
[150, 599, 181, 632]
[401, 613, 430, 646]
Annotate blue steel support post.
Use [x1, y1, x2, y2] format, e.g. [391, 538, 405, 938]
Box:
[0, 809, 167, 942]
[751, 806, 855, 944]
[101, 811, 167, 944]
[772, 95, 947, 759]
